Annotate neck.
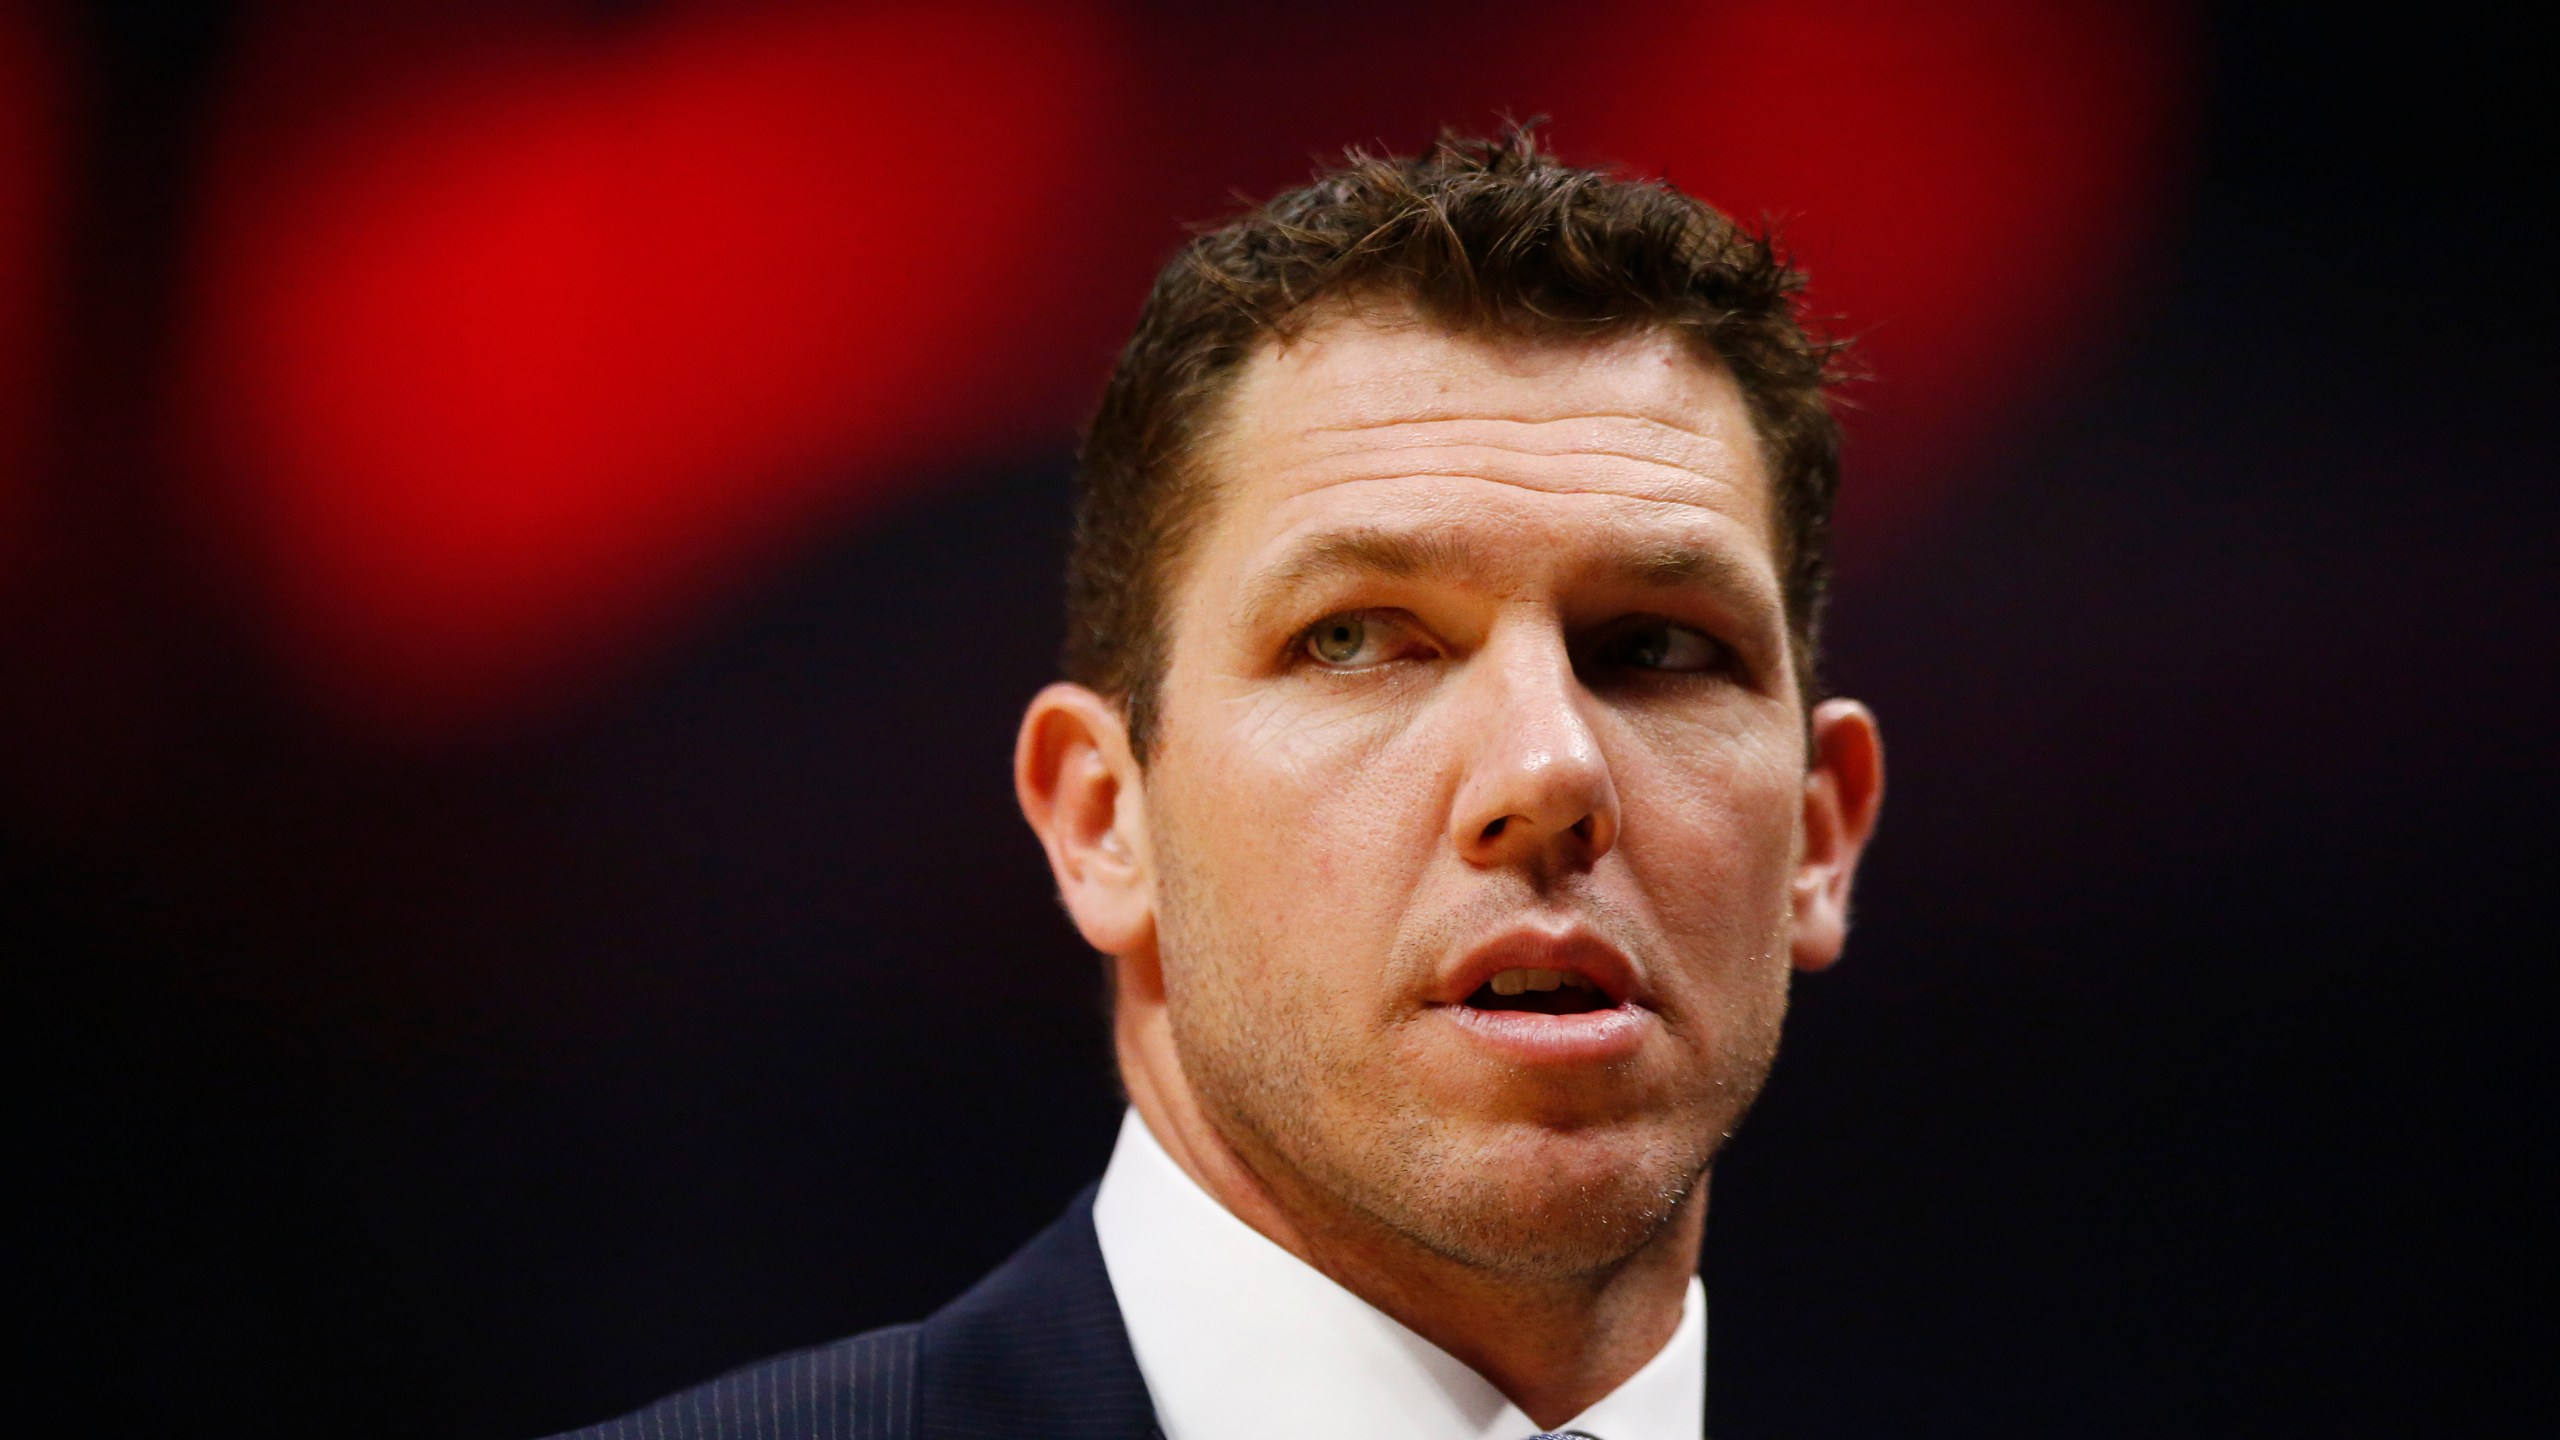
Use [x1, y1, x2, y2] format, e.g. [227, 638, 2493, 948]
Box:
[1116, 1004, 1705, 1430]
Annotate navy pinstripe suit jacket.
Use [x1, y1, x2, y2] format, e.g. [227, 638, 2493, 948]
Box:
[544, 1186, 1161, 1440]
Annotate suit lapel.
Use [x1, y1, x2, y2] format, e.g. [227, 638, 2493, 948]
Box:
[917, 1185, 1160, 1440]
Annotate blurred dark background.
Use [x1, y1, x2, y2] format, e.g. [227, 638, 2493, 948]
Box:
[5, 1, 2549, 1435]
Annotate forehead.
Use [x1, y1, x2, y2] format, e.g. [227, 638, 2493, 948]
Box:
[1198, 313, 1778, 570]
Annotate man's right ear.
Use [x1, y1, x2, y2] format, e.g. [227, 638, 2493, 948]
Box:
[1014, 682, 1155, 958]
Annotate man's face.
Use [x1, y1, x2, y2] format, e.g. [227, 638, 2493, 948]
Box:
[1136, 311, 1820, 1275]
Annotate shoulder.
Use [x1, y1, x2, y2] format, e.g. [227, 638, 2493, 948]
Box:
[538, 1323, 921, 1440]
[534, 1186, 1152, 1440]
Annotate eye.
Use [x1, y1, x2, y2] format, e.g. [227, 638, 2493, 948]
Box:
[1599, 618, 1725, 673]
[1303, 613, 1395, 668]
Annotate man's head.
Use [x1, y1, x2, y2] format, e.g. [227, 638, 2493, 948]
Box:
[1017, 131, 1883, 1283]
[1065, 128, 1846, 758]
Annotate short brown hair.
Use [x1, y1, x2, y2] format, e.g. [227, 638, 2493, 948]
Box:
[1065, 126, 1846, 756]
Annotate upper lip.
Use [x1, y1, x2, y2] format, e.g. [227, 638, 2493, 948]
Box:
[1433, 924, 1648, 1009]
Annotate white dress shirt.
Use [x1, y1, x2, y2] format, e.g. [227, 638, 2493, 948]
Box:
[1092, 1109, 1707, 1440]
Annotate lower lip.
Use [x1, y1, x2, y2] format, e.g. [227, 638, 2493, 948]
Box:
[1431, 1001, 1653, 1065]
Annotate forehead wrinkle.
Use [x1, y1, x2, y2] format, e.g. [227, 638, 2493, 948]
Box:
[1228, 495, 1781, 638]
[1301, 409, 1726, 453]
[1289, 411, 1744, 477]
[1202, 329, 1784, 637]
[1260, 450, 1760, 521]
[1255, 410, 1760, 513]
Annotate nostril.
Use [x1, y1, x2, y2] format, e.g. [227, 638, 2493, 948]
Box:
[1571, 815, 1594, 843]
[1480, 816, 1509, 842]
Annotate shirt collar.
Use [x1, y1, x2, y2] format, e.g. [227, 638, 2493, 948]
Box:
[1091, 1109, 1706, 1440]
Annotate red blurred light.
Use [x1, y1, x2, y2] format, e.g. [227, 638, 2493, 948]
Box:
[1564, 0, 2191, 543]
[1, 0, 63, 583]
[191, 0, 1125, 742]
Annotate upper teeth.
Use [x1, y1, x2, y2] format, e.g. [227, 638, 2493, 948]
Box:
[1489, 968, 1591, 996]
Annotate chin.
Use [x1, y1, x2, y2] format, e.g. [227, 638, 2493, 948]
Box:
[1360, 1112, 1717, 1279]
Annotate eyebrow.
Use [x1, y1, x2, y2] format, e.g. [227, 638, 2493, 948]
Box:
[1234, 524, 1770, 631]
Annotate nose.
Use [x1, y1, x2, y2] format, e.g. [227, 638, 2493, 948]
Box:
[1448, 629, 1620, 873]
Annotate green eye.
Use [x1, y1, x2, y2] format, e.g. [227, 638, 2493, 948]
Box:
[1308, 616, 1370, 665]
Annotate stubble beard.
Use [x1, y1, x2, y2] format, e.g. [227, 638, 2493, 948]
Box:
[1152, 835, 1788, 1284]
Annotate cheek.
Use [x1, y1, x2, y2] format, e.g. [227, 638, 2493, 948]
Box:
[1618, 714, 1804, 945]
[1617, 730, 1800, 1097]
[1159, 684, 1444, 960]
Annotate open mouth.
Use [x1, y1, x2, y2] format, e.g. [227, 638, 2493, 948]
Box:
[1461, 967, 1617, 1016]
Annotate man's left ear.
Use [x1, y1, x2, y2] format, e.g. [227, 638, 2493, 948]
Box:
[1790, 697, 1884, 973]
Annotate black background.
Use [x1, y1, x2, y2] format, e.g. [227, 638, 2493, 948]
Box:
[9, 3, 2552, 1436]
